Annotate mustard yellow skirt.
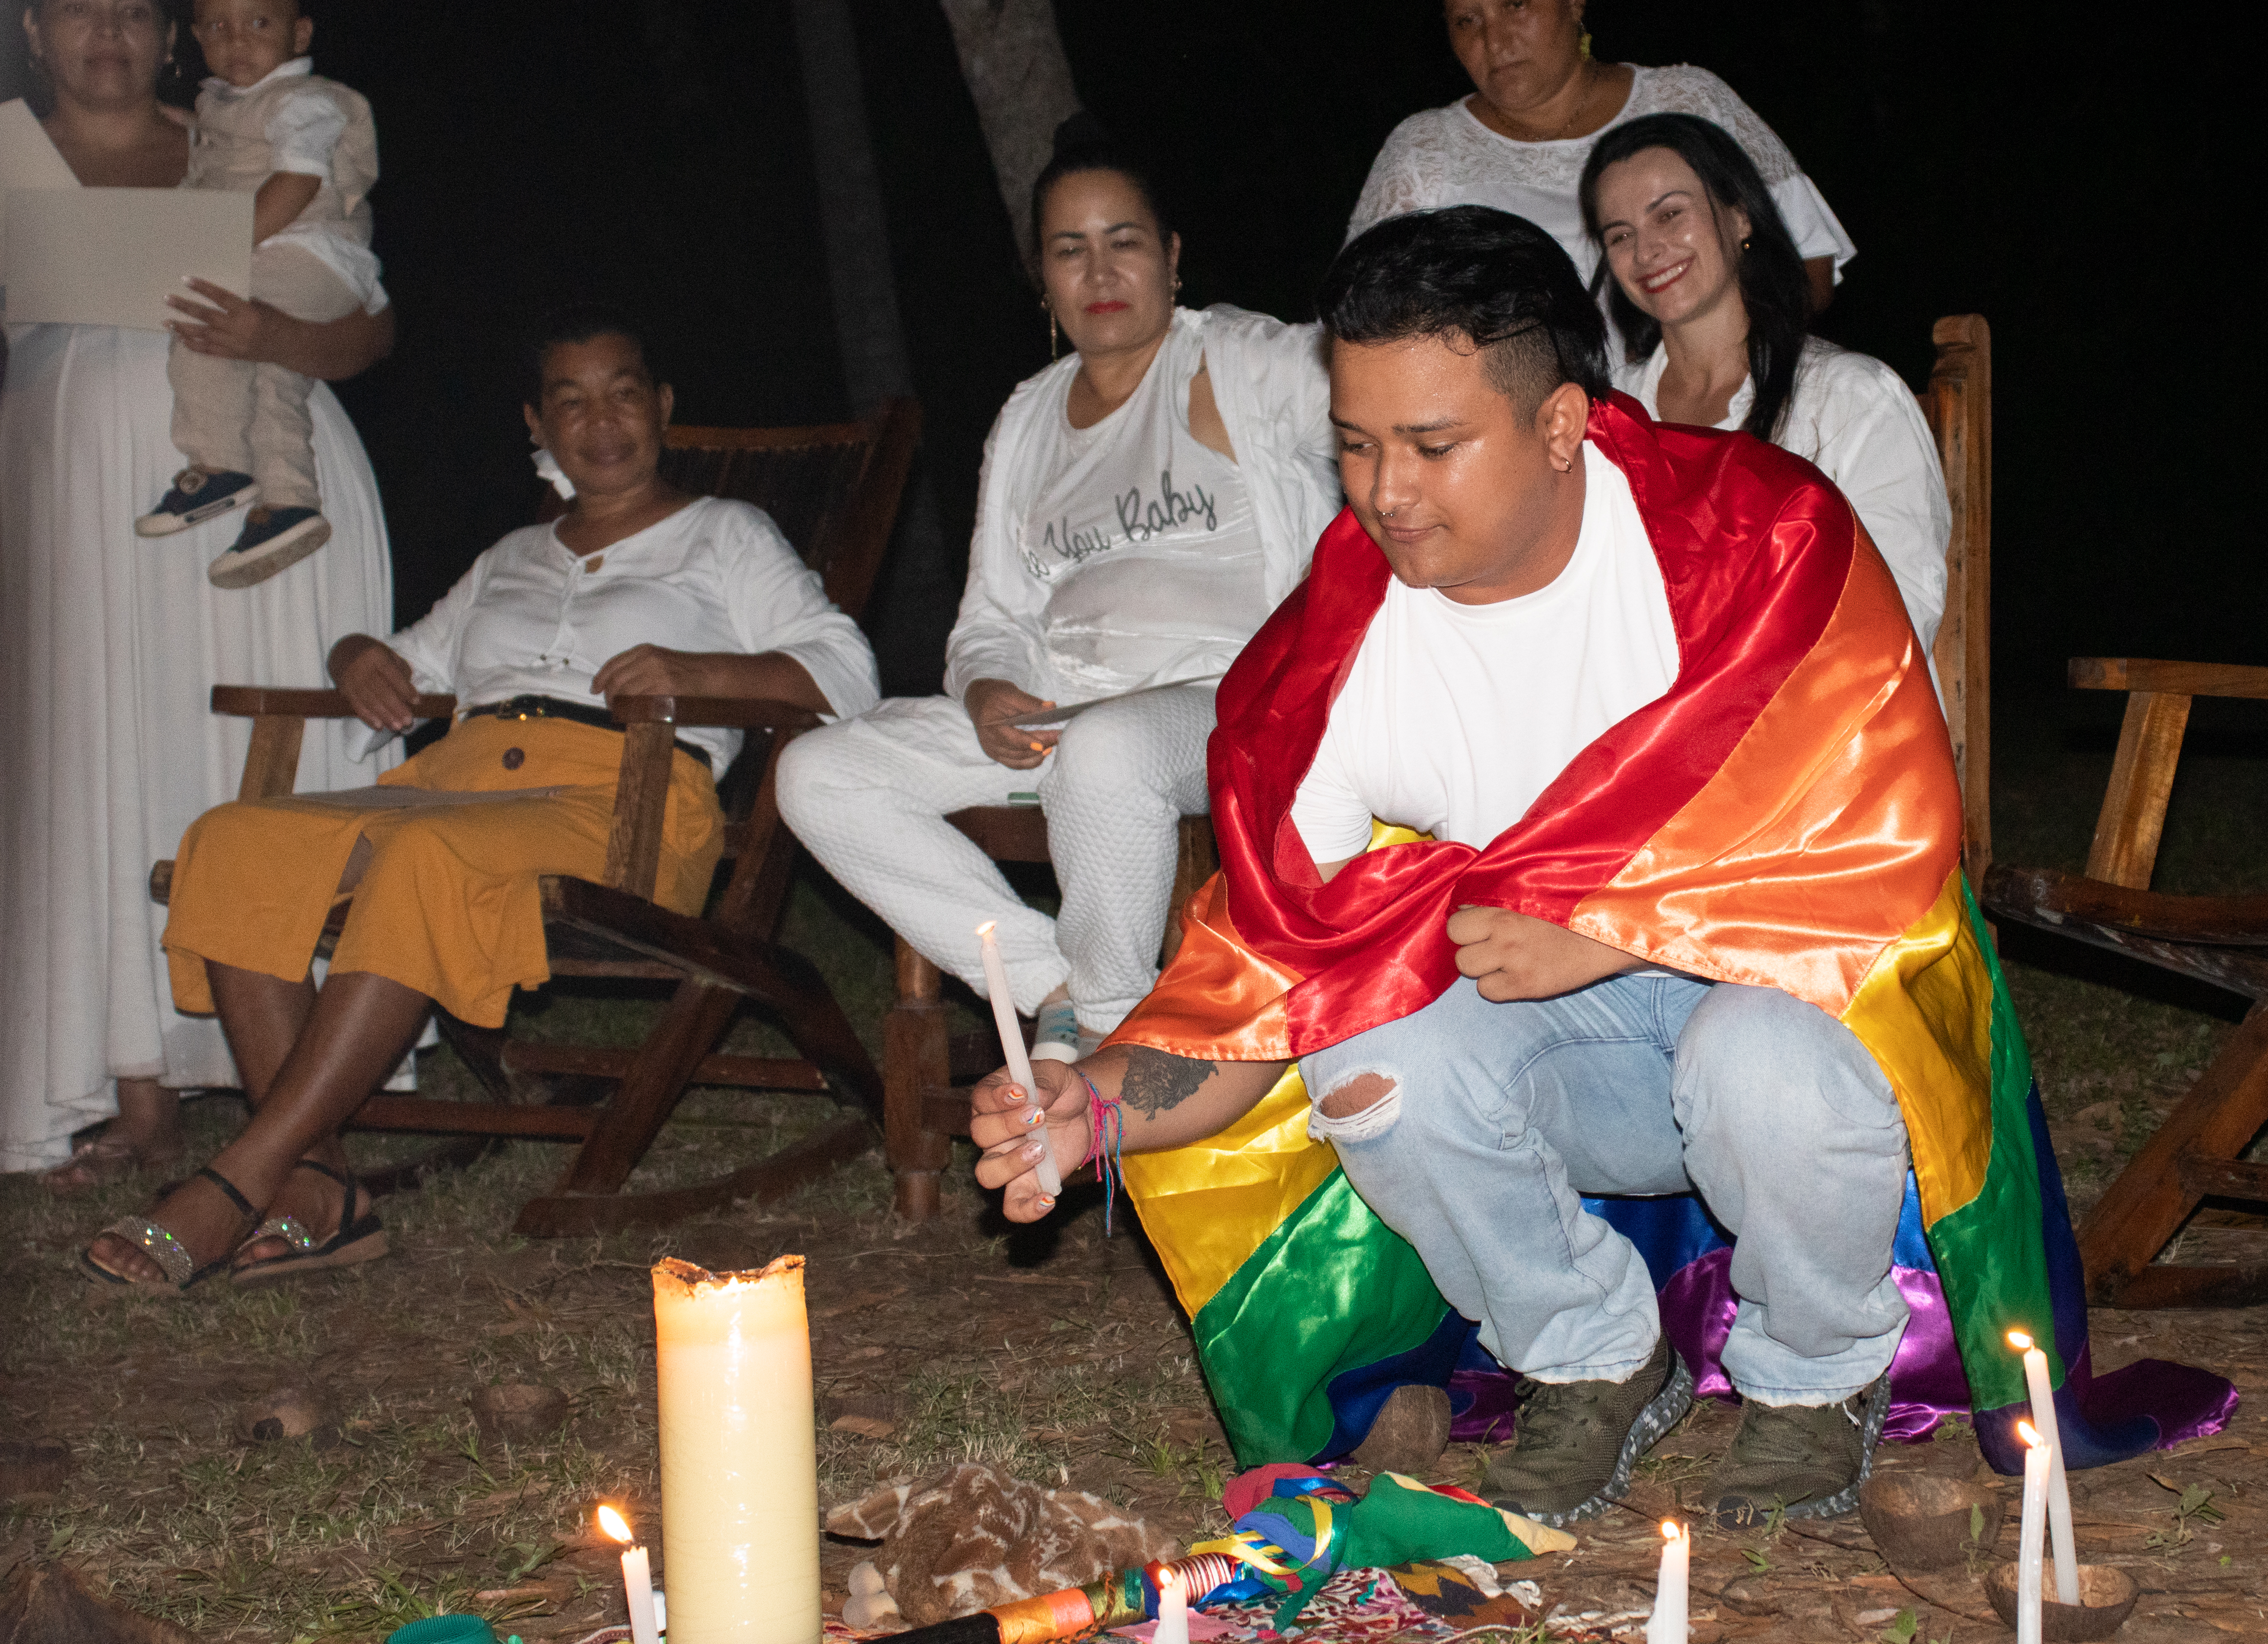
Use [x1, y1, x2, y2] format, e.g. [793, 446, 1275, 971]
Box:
[164, 715, 724, 1028]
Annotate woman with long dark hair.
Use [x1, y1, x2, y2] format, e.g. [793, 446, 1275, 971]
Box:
[1349, 0, 1852, 322]
[1580, 112, 1949, 652]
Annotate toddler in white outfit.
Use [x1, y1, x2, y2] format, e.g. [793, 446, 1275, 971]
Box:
[135, 0, 380, 589]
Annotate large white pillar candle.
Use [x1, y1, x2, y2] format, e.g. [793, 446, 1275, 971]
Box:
[2016, 1420, 2048, 1644]
[976, 920, 1061, 1200]
[2007, 1330, 2079, 1605]
[1644, 1520, 1688, 1643]
[654, 1255, 818, 1643]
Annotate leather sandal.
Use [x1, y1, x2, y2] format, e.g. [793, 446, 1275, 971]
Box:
[78, 1166, 261, 1292]
[232, 1158, 388, 1287]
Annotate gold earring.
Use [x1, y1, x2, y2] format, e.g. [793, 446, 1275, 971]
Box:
[1041, 295, 1058, 361]
[1579, 30, 1593, 56]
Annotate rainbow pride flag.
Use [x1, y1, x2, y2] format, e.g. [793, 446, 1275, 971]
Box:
[1108, 397, 2234, 1476]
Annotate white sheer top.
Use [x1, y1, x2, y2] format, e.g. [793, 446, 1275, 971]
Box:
[1347, 64, 1854, 338]
[945, 306, 1341, 704]
[1018, 323, 1271, 696]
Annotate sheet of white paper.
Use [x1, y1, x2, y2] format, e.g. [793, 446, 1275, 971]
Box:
[285, 785, 569, 811]
[0, 98, 79, 304]
[990, 680, 1218, 731]
[2, 187, 251, 329]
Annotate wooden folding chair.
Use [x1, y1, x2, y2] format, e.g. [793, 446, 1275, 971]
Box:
[151, 398, 923, 1237]
[1983, 661, 2268, 1308]
[1916, 315, 1992, 888]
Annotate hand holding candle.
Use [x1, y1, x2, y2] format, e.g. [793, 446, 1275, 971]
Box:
[2008, 1330, 2079, 1606]
[598, 1505, 662, 1644]
[975, 920, 1063, 1201]
[1644, 1520, 1688, 1643]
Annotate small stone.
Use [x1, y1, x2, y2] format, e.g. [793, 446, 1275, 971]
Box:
[241, 1386, 326, 1444]
[1351, 1383, 1453, 1476]
[0, 1443, 69, 1502]
[469, 1382, 571, 1440]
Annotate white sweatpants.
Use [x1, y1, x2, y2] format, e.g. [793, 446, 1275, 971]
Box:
[777, 687, 1215, 1031]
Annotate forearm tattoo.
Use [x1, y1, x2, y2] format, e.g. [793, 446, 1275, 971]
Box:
[1119, 1046, 1211, 1119]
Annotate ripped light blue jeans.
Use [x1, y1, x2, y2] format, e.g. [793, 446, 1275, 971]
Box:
[1299, 973, 1910, 1406]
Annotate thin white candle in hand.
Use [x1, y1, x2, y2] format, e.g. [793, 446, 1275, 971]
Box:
[1644, 1520, 1688, 1642]
[2016, 1420, 2048, 1644]
[597, 1506, 661, 1644]
[976, 920, 1062, 1200]
[1153, 1564, 1190, 1644]
[2007, 1330, 2079, 1606]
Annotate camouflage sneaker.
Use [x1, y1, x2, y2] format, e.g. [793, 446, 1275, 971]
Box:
[1708, 1374, 1891, 1530]
[1484, 1334, 1692, 1527]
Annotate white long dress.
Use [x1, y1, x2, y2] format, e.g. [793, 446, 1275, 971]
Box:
[0, 321, 396, 1170]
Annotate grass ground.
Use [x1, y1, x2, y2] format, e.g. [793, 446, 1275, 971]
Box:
[4, 695, 2267, 1641]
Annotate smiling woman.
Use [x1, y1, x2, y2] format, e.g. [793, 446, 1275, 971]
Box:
[777, 116, 1342, 1074]
[74, 305, 880, 1290]
[1580, 113, 1951, 656]
[1347, 0, 1852, 343]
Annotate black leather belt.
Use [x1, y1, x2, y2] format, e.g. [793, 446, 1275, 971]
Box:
[461, 694, 711, 772]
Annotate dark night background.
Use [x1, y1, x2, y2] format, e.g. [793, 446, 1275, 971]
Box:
[4, 2, 2256, 708]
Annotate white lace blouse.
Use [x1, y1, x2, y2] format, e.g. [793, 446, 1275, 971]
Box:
[1347, 65, 1854, 310]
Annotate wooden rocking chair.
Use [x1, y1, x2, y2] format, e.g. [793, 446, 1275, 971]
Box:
[151, 399, 923, 1236]
[1982, 660, 2268, 1308]
[879, 317, 1994, 1221]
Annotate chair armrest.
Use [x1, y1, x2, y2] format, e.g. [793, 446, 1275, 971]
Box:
[2069, 660, 2268, 701]
[210, 686, 459, 720]
[607, 694, 823, 732]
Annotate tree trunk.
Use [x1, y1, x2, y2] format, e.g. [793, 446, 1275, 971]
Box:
[936, 0, 1083, 268]
[790, 0, 952, 695]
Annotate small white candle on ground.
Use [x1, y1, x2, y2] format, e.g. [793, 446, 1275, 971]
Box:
[2008, 1329, 2080, 1605]
[975, 920, 1062, 1199]
[1644, 1520, 1688, 1643]
[597, 1506, 661, 1644]
[2017, 1419, 2048, 1644]
[1153, 1564, 1190, 1644]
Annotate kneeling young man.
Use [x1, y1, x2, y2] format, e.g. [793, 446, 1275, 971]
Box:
[973, 206, 1942, 1529]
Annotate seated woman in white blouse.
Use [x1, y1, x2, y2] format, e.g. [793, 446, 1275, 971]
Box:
[1348, 0, 1852, 341]
[779, 120, 1339, 1071]
[80, 306, 880, 1290]
[1581, 112, 1950, 653]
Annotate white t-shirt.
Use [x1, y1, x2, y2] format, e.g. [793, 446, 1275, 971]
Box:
[1290, 445, 1679, 863]
[1017, 321, 1272, 697]
[1346, 64, 1854, 356]
[1617, 337, 1948, 656]
[381, 496, 881, 770]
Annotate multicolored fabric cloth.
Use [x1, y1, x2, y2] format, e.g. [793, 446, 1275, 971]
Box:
[1110, 395, 2236, 1477]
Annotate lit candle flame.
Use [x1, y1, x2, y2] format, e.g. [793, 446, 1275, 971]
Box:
[2007, 1329, 2034, 1351]
[975, 919, 998, 938]
[597, 1504, 634, 1543]
[1159, 1566, 1179, 1591]
[1661, 1519, 1682, 1543]
[2018, 1419, 2042, 1449]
